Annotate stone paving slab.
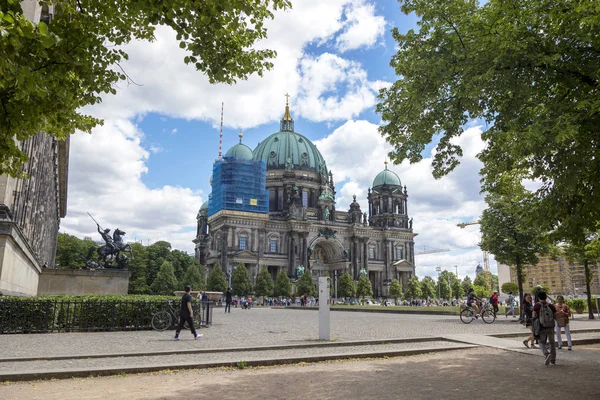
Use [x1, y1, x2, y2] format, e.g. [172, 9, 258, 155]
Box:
[0, 341, 475, 382]
[3, 308, 600, 359]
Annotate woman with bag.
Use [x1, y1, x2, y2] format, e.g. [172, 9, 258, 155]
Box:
[554, 295, 572, 350]
[522, 293, 536, 348]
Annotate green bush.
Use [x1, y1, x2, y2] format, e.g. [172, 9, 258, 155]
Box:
[0, 294, 193, 333]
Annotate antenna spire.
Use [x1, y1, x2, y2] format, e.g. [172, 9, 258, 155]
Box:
[218, 102, 224, 160]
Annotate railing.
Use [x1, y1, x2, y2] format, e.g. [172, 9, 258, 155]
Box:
[0, 299, 212, 334]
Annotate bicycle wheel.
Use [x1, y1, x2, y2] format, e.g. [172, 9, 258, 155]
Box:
[460, 308, 475, 324]
[481, 308, 496, 324]
[151, 311, 171, 331]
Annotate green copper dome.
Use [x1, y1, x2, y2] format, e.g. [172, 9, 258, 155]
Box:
[252, 102, 328, 174]
[225, 133, 253, 160]
[200, 200, 208, 211]
[373, 164, 401, 187]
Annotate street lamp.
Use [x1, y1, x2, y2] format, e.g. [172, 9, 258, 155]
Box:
[436, 266, 442, 299]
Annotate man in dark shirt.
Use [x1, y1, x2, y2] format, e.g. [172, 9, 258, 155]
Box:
[225, 288, 232, 313]
[533, 291, 556, 365]
[174, 285, 202, 340]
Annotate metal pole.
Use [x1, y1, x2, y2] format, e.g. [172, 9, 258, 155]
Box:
[436, 266, 441, 299]
[334, 270, 338, 300]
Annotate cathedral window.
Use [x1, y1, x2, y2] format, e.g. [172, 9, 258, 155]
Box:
[270, 240, 278, 253]
[369, 246, 375, 259]
[302, 190, 308, 207]
[239, 236, 247, 250]
[396, 247, 403, 260]
[277, 190, 283, 210]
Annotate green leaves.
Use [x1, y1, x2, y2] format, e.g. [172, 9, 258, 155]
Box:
[0, 0, 291, 176]
[380, 0, 600, 237]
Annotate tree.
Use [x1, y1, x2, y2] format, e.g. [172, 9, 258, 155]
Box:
[388, 279, 403, 305]
[377, 1, 600, 238]
[128, 242, 150, 294]
[479, 182, 547, 313]
[437, 278, 451, 300]
[169, 250, 197, 283]
[461, 276, 473, 296]
[181, 264, 204, 292]
[295, 270, 316, 297]
[337, 272, 356, 299]
[420, 276, 436, 300]
[405, 276, 422, 299]
[206, 265, 227, 293]
[473, 273, 490, 292]
[451, 279, 464, 301]
[146, 241, 172, 287]
[273, 269, 292, 298]
[473, 284, 490, 300]
[55, 233, 96, 269]
[254, 266, 274, 302]
[564, 237, 597, 319]
[355, 276, 373, 302]
[150, 261, 178, 295]
[231, 263, 253, 297]
[0, 0, 291, 177]
[501, 282, 519, 295]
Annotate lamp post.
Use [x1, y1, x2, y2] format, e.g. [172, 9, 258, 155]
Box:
[455, 265, 458, 279]
[436, 266, 442, 299]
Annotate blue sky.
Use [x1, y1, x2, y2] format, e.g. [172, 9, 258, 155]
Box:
[63, 1, 493, 281]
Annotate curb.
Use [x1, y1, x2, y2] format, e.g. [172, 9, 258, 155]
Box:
[0, 336, 443, 363]
[276, 307, 458, 316]
[0, 345, 476, 383]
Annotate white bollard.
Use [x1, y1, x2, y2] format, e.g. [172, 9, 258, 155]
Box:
[319, 277, 330, 340]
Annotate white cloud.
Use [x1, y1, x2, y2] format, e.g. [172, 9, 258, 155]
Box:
[335, 0, 386, 52]
[171, 128, 178, 135]
[81, 1, 386, 128]
[315, 120, 490, 277]
[61, 120, 202, 252]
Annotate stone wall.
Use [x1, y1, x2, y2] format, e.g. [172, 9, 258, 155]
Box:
[37, 269, 131, 296]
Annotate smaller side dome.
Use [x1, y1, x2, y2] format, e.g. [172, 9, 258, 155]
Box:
[224, 132, 253, 160]
[200, 200, 209, 211]
[372, 162, 401, 187]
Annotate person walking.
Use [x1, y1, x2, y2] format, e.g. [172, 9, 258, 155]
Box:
[491, 291, 499, 314]
[522, 293, 536, 349]
[505, 291, 516, 318]
[174, 285, 202, 340]
[554, 295, 572, 351]
[225, 288, 232, 313]
[533, 291, 557, 365]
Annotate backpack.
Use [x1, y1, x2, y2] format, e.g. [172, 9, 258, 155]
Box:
[507, 295, 514, 306]
[538, 302, 555, 328]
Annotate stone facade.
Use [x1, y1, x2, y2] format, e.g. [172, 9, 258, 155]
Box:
[194, 103, 416, 297]
[37, 269, 130, 296]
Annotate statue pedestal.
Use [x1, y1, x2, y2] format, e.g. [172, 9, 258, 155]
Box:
[37, 269, 131, 295]
[174, 291, 223, 302]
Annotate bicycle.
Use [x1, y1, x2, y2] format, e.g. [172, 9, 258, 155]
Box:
[151, 300, 201, 331]
[460, 299, 496, 324]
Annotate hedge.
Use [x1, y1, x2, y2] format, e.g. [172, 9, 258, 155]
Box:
[0, 294, 198, 334]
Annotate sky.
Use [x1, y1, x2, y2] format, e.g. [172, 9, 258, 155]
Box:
[61, 0, 495, 281]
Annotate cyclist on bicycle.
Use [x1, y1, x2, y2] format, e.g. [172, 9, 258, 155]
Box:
[466, 288, 481, 316]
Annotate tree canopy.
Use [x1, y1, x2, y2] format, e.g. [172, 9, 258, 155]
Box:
[273, 269, 292, 298]
[150, 260, 178, 295]
[206, 265, 227, 293]
[388, 279, 403, 303]
[231, 263, 253, 297]
[355, 276, 373, 300]
[337, 272, 356, 299]
[0, 0, 291, 176]
[420, 276, 436, 299]
[405, 276, 422, 299]
[295, 270, 316, 297]
[378, 0, 600, 238]
[254, 266, 274, 299]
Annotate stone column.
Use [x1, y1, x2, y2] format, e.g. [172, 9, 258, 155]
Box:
[289, 234, 295, 276]
[220, 226, 229, 272]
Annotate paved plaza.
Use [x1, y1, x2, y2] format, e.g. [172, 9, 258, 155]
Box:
[1, 308, 599, 385]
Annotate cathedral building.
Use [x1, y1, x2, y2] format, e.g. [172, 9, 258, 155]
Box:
[194, 100, 416, 296]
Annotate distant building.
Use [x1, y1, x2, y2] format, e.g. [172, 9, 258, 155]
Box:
[194, 100, 417, 296]
[0, 1, 68, 296]
[504, 255, 600, 296]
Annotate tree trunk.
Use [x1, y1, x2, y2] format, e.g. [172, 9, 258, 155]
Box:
[516, 259, 524, 321]
[584, 259, 595, 319]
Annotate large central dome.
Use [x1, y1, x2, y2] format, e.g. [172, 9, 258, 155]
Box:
[253, 101, 328, 174]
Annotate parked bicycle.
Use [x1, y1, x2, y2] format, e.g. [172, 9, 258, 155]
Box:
[151, 300, 200, 331]
[460, 299, 496, 324]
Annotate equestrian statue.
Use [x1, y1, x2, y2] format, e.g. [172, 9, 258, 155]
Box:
[85, 213, 134, 269]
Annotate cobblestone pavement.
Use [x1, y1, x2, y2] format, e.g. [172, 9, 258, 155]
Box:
[2, 346, 600, 400]
[2, 308, 599, 359]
